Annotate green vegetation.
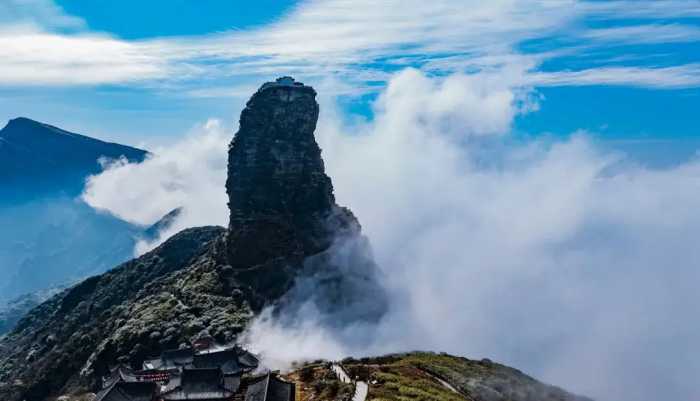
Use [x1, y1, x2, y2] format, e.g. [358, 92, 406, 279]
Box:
[292, 363, 354, 401]
[362, 363, 466, 401]
[341, 352, 589, 401]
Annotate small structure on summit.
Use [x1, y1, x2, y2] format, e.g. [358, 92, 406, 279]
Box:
[258, 76, 305, 91]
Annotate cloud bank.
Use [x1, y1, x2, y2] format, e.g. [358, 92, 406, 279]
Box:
[83, 119, 230, 255]
[84, 69, 700, 401]
[2, 0, 700, 90]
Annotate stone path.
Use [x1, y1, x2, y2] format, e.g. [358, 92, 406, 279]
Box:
[331, 363, 351, 383]
[331, 363, 368, 401]
[421, 369, 459, 394]
[353, 381, 368, 401]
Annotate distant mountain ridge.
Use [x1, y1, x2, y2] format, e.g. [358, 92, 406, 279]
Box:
[0, 117, 147, 201]
[0, 117, 156, 310]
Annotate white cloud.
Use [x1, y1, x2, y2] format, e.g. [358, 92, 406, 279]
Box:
[259, 70, 700, 401]
[0, 27, 169, 85]
[580, 0, 700, 19]
[82, 119, 231, 255]
[528, 64, 700, 89]
[582, 24, 700, 45]
[3, 0, 700, 89]
[0, 0, 84, 30]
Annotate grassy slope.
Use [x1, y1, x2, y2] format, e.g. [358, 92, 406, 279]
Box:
[338, 352, 589, 401]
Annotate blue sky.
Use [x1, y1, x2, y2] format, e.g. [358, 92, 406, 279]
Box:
[55, 0, 296, 39]
[0, 0, 699, 162]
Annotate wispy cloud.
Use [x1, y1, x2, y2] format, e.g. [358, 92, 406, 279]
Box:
[580, 0, 700, 19]
[2, 0, 699, 90]
[0, 27, 169, 85]
[529, 64, 700, 89]
[0, 0, 84, 31]
[582, 24, 700, 45]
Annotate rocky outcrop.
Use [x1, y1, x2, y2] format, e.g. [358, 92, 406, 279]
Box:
[225, 77, 374, 310]
[0, 78, 386, 400]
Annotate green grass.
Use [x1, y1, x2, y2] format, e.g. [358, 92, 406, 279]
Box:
[343, 353, 470, 401]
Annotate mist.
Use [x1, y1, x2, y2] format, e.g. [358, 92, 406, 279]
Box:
[83, 69, 700, 401]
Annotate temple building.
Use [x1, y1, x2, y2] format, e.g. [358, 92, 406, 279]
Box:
[97, 344, 293, 401]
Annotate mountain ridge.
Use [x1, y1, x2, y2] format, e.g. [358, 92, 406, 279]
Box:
[0, 116, 148, 201]
[0, 117, 156, 317]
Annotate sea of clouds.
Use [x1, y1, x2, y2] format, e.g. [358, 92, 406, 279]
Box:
[83, 69, 700, 401]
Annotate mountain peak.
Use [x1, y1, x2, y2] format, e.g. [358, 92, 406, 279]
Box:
[5, 116, 39, 127]
[225, 76, 355, 269]
[227, 76, 333, 219]
[258, 76, 315, 95]
[2, 117, 73, 139]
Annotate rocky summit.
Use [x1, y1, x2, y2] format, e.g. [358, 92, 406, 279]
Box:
[0, 77, 385, 401]
[225, 77, 373, 309]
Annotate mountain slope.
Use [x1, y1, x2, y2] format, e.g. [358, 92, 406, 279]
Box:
[291, 353, 591, 401]
[0, 226, 232, 400]
[0, 198, 141, 304]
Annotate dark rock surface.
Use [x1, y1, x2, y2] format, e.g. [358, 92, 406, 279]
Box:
[0, 78, 386, 401]
[227, 78, 355, 271]
[225, 77, 383, 313]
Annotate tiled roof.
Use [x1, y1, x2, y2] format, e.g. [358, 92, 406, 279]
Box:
[244, 373, 294, 401]
[95, 381, 157, 401]
[160, 368, 235, 401]
[193, 349, 242, 375]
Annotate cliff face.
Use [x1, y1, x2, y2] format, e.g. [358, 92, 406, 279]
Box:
[225, 77, 366, 308]
[0, 78, 385, 401]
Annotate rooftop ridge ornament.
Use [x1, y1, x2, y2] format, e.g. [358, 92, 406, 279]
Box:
[258, 76, 308, 91]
